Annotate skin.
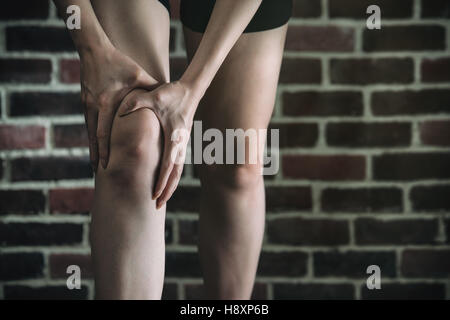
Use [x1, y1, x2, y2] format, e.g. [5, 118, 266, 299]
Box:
[88, 0, 170, 299]
[53, 0, 161, 171]
[54, 0, 287, 299]
[184, 25, 287, 299]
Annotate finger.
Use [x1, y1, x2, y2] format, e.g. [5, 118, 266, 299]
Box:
[86, 108, 99, 172]
[118, 91, 157, 117]
[96, 108, 116, 169]
[153, 138, 175, 200]
[156, 163, 183, 209]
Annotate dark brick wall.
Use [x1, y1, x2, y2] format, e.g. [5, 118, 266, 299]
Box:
[0, 0, 449, 300]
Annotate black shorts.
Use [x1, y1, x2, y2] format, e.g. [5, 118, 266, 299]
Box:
[158, 0, 171, 13]
[159, 0, 293, 33]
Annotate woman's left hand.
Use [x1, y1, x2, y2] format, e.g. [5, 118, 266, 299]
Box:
[119, 80, 199, 209]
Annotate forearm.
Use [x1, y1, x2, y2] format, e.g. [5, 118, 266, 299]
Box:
[53, 0, 112, 56]
[180, 0, 262, 102]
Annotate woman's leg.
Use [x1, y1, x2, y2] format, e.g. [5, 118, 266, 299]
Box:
[183, 24, 288, 299]
[88, 0, 170, 299]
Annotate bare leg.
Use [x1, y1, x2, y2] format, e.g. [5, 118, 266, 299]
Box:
[184, 24, 288, 299]
[88, 0, 170, 299]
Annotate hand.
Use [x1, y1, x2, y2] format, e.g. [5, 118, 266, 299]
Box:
[119, 81, 199, 209]
[80, 45, 160, 171]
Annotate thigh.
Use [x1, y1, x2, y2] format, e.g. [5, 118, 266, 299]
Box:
[90, 0, 169, 181]
[183, 24, 288, 163]
[91, 0, 171, 82]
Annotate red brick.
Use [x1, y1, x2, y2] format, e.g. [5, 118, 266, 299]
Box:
[419, 120, 450, 146]
[59, 59, 80, 84]
[285, 26, 354, 52]
[169, 0, 180, 19]
[267, 217, 349, 245]
[10, 92, 82, 117]
[184, 282, 268, 300]
[178, 219, 198, 245]
[49, 188, 94, 214]
[4, 285, 89, 300]
[321, 187, 403, 213]
[329, 0, 413, 18]
[421, 0, 450, 18]
[0, 0, 49, 20]
[266, 186, 312, 211]
[355, 218, 438, 245]
[330, 58, 413, 84]
[283, 91, 363, 117]
[326, 122, 411, 147]
[7, 26, 75, 52]
[53, 124, 88, 148]
[0, 223, 83, 246]
[258, 251, 308, 277]
[361, 283, 445, 300]
[0, 190, 46, 215]
[283, 155, 366, 180]
[410, 185, 450, 212]
[0, 253, 44, 281]
[0, 125, 45, 150]
[314, 251, 396, 278]
[279, 58, 321, 84]
[371, 89, 450, 115]
[292, 0, 321, 17]
[0, 58, 51, 83]
[274, 283, 354, 299]
[49, 254, 93, 279]
[11, 157, 92, 181]
[270, 122, 318, 147]
[421, 58, 450, 82]
[402, 249, 450, 278]
[165, 251, 201, 277]
[167, 186, 200, 212]
[363, 26, 445, 52]
[373, 152, 450, 181]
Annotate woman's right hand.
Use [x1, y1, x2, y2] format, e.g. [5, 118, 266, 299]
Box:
[80, 44, 160, 170]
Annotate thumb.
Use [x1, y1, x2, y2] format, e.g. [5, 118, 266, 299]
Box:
[118, 91, 157, 117]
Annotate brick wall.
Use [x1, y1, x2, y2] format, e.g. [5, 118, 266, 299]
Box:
[1, 0, 449, 300]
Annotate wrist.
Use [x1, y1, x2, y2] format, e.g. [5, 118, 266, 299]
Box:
[72, 21, 113, 58]
[179, 51, 222, 102]
[78, 37, 114, 60]
[175, 79, 200, 121]
[178, 75, 206, 103]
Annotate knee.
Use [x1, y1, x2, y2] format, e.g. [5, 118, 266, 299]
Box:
[198, 163, 263, 190]
[102, 106, 162, 189]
